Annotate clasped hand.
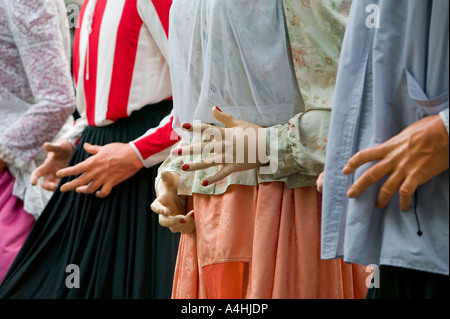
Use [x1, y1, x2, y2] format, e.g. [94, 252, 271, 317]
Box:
[151, 171, 194, 234]
[151, 106, 270, 234]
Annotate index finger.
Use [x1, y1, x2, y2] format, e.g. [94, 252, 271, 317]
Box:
[343, 143, 390, 175]
[159, 214, 185, 228]
[182, 122, 217, 134]
[31, 166, 46, 185]
[201, 164, 236, 187]
[56, 160, 89, 178]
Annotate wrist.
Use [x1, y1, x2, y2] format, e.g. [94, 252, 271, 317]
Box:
[439, 109, 449, 134]
[129, 142, 147, 168]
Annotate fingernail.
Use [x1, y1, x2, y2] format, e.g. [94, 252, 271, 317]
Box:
[202, 180, 209, 187]
[191, 212, 195, 219]
[182, 164, 190, 171]
[182, 123, 192, 130]
[180, 219, 186, 224]
[172, 148, 182, 156]
[215, 106, 223, 112]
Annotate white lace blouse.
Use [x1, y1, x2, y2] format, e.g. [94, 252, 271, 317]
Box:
[0, 0, 75, 218]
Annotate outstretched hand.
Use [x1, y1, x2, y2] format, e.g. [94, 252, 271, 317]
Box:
[173, 106, 269, 187]
[31, 138, 74, 191]
[56, 142, 143, 198]
[344, 115, 449, 211]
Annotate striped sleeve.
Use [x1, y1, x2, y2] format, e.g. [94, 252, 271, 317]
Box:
[130, 0, 179, 168]
[59, 115, 88, 147]
[130, 111, 180, 168]
[137, 0, 172, 62]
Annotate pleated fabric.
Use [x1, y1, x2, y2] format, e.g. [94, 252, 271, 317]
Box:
[0, 102, 180, 299]
[172, 183, 369, 299]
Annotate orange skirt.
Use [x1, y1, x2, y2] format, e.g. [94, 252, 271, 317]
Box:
[172, 183, 368, 299]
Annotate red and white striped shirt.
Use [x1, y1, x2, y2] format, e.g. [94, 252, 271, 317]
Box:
[62, 0, 179, 168]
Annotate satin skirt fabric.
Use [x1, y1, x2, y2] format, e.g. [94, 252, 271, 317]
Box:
[0, 103, 180, 299]
[0, 169, 35, 284]
[172, 183, 369, 299]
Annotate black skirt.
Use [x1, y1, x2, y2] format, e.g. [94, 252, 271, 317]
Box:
[366, 265, 450, 299]
[0, 102, 180, 299]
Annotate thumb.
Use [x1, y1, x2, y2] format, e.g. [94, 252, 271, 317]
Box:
[150, 199, 170, 217]
[84, 143, 101, 155]
[30, 168, 42, 185]
[161, 171, 176, 186]
[43, 142, 63, 154]
[212, 106, 242, 128]
[30, 163, 49, 186]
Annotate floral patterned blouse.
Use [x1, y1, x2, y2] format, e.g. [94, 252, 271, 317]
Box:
[158, 0, 351, 196]
[0, 0, 75, 217]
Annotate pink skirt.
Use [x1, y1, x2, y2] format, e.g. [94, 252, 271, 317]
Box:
[172, 183, 369, 299]
[0, 169, 35, 284]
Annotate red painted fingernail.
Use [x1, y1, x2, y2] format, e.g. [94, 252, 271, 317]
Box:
[191, 213, 195, 219]
[182, 164, 190, 171]
[202, 180, 209, 187]
[172, 148, 181, 156]
[182, 123, 192, 130]
[215, 106, 223, 112]
[180, 219, 186, 224]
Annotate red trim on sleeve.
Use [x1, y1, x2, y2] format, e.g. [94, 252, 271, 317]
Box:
[133, 116, 180, 160]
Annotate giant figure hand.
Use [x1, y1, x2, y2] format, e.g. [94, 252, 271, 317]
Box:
[151, 171, 194, 234]
[316, 171, 325, 193]
[174, 106, 269, 186]
[55, 142, 143, 198]
[31, 138, 74, 191]
[344, 115, 449, 211]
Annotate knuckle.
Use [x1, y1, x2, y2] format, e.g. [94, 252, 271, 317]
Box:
[399, 187, 414, 198]
[378, 187, 395, 198]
